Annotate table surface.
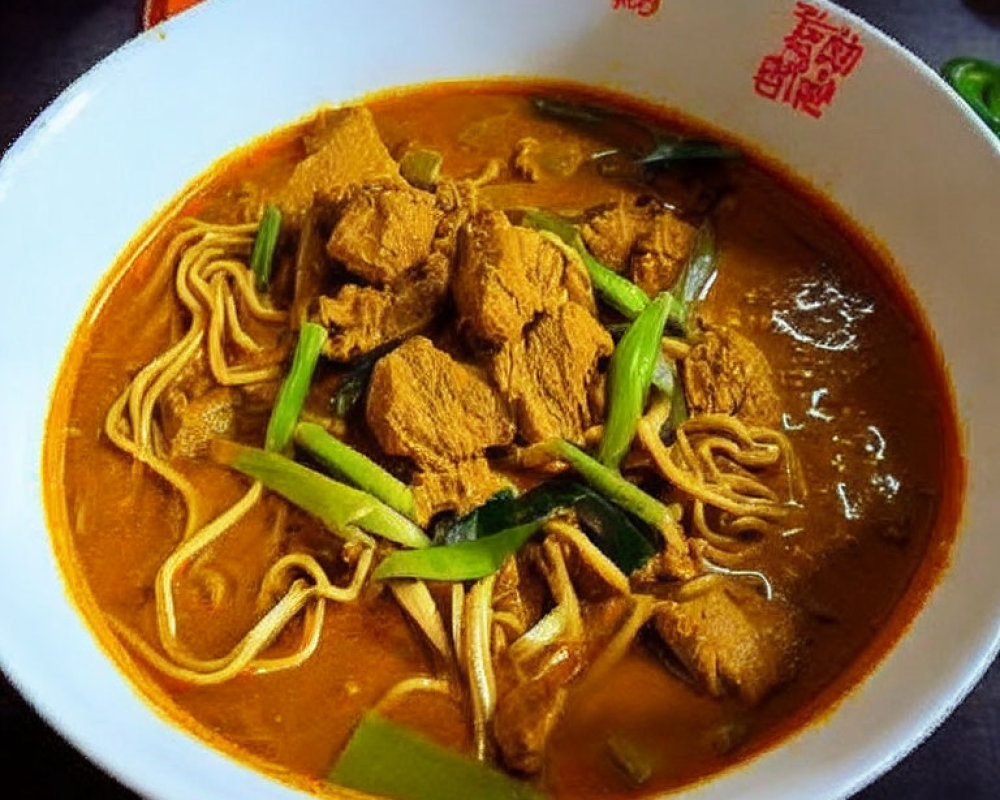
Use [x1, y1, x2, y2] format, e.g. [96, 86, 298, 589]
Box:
[1, 1, 998, 798]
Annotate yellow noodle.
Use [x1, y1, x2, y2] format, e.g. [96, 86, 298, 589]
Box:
[374, 677, 456, 715]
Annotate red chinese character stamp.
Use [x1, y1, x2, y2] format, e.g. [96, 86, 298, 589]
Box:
[753, 2, 864, 118]
[611, 0, 661, 18]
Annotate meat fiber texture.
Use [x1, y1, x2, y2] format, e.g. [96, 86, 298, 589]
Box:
[581, 198, 696, 298]
[453, 210, 593, 345]
[366, 337, 515, 522]
[491, 302, 612, 444]
[682, 325, 781, 425]
[653, 579, 801, 705]
[277, 107, 404, 222]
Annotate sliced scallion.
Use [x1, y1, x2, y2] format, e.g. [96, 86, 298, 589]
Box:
[546, 439, 682, 532]
[329, 712, 544, 800]
[212, 440, 429, 549]
[294, 421, 416, 520]
[264, 321, 327, 453]
[250, 203, 282, 293]
[599, 292, 678, 468]
[373, 520, 543, 582]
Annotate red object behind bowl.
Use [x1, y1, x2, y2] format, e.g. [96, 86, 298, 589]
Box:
[142, 0, 205, 28]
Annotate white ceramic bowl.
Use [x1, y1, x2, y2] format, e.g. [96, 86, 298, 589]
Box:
[1, 1, 998, 798]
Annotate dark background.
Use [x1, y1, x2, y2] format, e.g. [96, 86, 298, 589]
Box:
[1, 1, 998, 798]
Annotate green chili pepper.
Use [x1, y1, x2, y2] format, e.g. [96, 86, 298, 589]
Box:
[264, 322, 327, 453]
[294, 422, 416, 520]
[599, 292, 679, 468]
[212, 440, 429, 549]
[373, 520, 543, 582]
[942, 57, 1000, 136]
[250, 203, 282, 292]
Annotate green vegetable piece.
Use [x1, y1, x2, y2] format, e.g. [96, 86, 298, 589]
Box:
[330, 342, 395, 418]
[518, 480, 656, 573]
[329, 712, 545, 800]
[399, 148, 444, 189]
[212, 440, 430, 549]
[431, 480, 655, 573]
[373, 520, 543, 582]
[294, 422, 416, 520]
[637, 135, 741, 167]
[523, 209, 650, 319]
[264, 321, 327, 453]
[599, 293, 679, 468]
[942, 57, 1000, 136]
[250, 203, 281, 293]
[433, 489, 519, 545]
[547, 439, 682, 532]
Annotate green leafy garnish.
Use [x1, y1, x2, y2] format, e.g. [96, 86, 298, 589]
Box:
[432, 489, 518, 545]
[431, 481, 656, 574]
[518, 480, 656, 574]
[531, 96, 609, 124]
[635, 136, 741, 167]
[330, 345, 392, 418]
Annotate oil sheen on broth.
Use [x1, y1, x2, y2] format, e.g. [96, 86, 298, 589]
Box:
[45, 83, 961, 800]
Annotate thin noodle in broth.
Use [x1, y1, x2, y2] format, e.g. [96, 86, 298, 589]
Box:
[104, 219, 373, 685]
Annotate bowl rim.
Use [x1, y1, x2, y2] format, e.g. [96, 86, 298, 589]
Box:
[1, 1, 998, 799]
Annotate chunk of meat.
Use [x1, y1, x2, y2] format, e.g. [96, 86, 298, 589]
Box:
[493, 651, 580, 774]
[453, 211, 593, 345]
[581, 199, 697, 297]
[365, 336, 515, 469]
[315, 253, 449, 361]
[491, 302, 612, 444]
[277, 107, 403, 220]
[411, 458, 510, 526]
[652, 577, 801, 704]
[682, 326, 780, 425]
[326, 183, 442, 286]
[159, 387, 239, 459]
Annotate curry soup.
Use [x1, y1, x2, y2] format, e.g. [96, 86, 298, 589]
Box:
[45, 82, 962, 800]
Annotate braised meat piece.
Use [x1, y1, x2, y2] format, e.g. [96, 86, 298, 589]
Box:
[365, 336, 515, 469]
[326, 183, 442, 286]
[652, 577, 801, 704]
[411, 458, 510, 525]
[491, 302, 612, 444]
[453, 211, 593, 345]
[278, 107, 403, 220]
[316, 253, 450, 362]
[682, 325, 781, 425]
[581, 198, 697, 297]
[492, 643, 584, 774]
